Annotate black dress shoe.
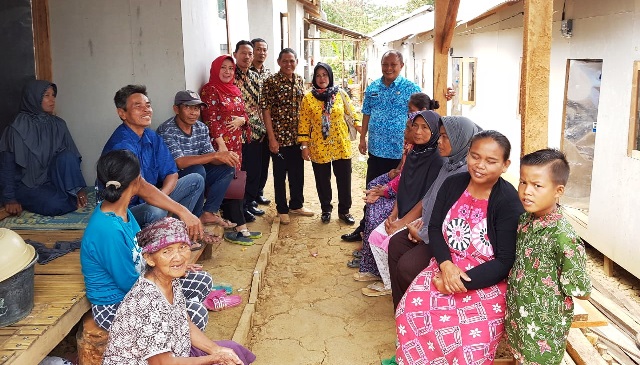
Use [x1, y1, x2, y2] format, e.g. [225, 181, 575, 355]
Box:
[250, 200, 258, 208]
[341, 227, 362, 242]
[247, 205, 265, 216]
[321, 212, 331, 223]
[255, 195, 271, 205]
[243, 210, 256, 222]
[338, 213, 356, 225]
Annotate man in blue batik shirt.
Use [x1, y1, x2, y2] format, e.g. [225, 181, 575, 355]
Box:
[342, 50, 421, 242]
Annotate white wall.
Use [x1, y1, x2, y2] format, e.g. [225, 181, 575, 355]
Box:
[247, 0, 287, 71]
[287, 0, 305, 75]
[226, 0, 251, 48]
[181, 0, 226, 92]
[49, 0, 185, 183]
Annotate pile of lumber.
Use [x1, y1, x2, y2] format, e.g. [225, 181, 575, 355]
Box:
[565, 276, 640, 365]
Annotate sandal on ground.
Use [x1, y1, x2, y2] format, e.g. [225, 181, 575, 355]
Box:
[190, 241, 203, 251]
[347, 258, 361, 268]
[204, 294, 242, 311]
[236, 228, 262, 239]
[206, 289, 227, 301]
[353, 272, 381, 282]
[361, 286, 391, 297]
[352, 250, 362, 258]
[223, 232, 254, 246]
[212, 282, 233, 295]
[198, 231, 222, 245]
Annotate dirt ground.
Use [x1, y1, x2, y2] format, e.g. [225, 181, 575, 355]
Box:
[50, 142, 639, 364]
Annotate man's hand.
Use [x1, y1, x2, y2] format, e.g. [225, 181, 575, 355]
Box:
[177, 211, 204, 241]
[358, 137, 367, 155]
[4, 201, 22, 216]
[269, 138, 280, 154]
[301, 148, 311, 161]
[211, 151, 240, 167]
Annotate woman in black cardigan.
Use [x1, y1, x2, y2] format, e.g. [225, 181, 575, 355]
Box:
[394, 130, 524, 365]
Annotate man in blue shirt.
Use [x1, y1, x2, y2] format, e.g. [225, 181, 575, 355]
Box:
[102, 85, 205, 228]
[342, 50, 421, 243]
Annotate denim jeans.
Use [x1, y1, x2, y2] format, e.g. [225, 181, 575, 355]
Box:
[130, 172, 204, 227]
[178, 164, 234, 217]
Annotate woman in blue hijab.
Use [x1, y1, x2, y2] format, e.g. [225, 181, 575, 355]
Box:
[0, 80, 87, 216]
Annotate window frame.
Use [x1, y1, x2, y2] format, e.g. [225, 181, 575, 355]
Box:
[628, 61, 640, 159]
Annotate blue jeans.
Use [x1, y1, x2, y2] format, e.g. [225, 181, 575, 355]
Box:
[179, 164, 234, 217]
[130, 173, 204, 227]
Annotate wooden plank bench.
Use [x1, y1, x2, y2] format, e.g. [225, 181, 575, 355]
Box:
[0, 226, 212, 365]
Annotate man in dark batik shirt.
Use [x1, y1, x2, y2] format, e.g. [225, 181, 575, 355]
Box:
[260, 48, 315, 224]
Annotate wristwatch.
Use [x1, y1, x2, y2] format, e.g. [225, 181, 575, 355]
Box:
[300, 145, 308, 150]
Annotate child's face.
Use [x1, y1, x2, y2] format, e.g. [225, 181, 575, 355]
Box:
[518, 164, 565, 217]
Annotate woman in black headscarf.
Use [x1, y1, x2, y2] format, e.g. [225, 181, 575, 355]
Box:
[298, 62, 361, 224]
[0, 80, 87, 216]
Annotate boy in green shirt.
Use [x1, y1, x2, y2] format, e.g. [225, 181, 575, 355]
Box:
[505, 148, 591, 365]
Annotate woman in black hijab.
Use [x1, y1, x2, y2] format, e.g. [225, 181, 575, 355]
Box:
[0, 80, 87, 216]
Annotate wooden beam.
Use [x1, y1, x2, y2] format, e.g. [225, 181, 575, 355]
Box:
[31, 0, 52, 81]
[519, 0, 552, 155]
[566, 328, 609, 365]
[433, 0, 460, 116]
[440, 0, 460, 54]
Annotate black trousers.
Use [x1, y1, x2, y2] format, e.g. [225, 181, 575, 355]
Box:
[388, 228, 433, 309]
[221, 198, 246, 226]
[354, 153, 403, 232]
[311, 158, 352, 214]
[242, 139, 263, 206]
[272, 145, 304, 214]
[257, 138, 271, 197]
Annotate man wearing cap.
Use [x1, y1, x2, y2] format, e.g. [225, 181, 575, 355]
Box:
[157, 90, 239, 229]
[102, 85, 205, 229]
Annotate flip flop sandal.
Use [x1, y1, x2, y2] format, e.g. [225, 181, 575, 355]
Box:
[212, 282, 233, 295]
[361, 286, 392, 297]
[205, 289, 227, 302]
[204, 294, 242, 311]
[203, 215, 237, 228]
[236, 228, 262, 239]
[352, 250, 362, 258]
[347, 258, 361, 268]
[199, 232, 222, 245]
[190, 241, 204, 251]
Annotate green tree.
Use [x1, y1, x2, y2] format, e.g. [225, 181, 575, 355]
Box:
[406, 0, 434, 13]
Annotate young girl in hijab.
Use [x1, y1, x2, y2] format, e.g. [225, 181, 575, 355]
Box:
[201, 55, 260, 245]
[298, 62, 360, 224]
[358, 110, 444, 296]
[387, 116, 482, 307]
[0, 80, 88, 216]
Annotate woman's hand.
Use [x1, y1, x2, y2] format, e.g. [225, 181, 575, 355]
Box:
[432, 274, 452, 294]
[363, 185, 385, 203]
[226, 116, 245, 132]
[384, 216, 403, 235]
[406, 220, 423, 243]
[4, 201, 22, 216]
[439, 260, 470, 294]
[186, 263, 203, 272]
[388, 168, 401, 179]
[204, 347, 243, 365]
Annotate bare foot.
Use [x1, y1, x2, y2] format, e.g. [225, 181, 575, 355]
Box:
[200, 211, 237, 228]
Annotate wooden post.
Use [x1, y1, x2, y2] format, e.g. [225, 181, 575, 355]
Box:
[519, 0, 553, 155]
[433, 0, 460, 116]
[31, 0, 53, 81]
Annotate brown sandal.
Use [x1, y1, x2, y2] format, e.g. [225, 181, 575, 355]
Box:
[201, 214, 237, 228]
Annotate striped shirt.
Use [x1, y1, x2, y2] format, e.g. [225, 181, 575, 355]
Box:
[156, 117, 214, 161]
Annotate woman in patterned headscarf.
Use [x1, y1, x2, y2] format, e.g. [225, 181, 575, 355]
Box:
[298, 62, 361, 225]
[102, 217, 255, 365]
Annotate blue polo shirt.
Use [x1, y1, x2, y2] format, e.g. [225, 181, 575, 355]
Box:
[362, 76, 421, 159]
[101, 123, 178, 206]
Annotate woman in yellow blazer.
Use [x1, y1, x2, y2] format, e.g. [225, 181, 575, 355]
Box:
[298, 63, 360, 224]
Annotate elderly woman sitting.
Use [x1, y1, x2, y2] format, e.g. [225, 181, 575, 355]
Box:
[102, 217, 256, 365]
